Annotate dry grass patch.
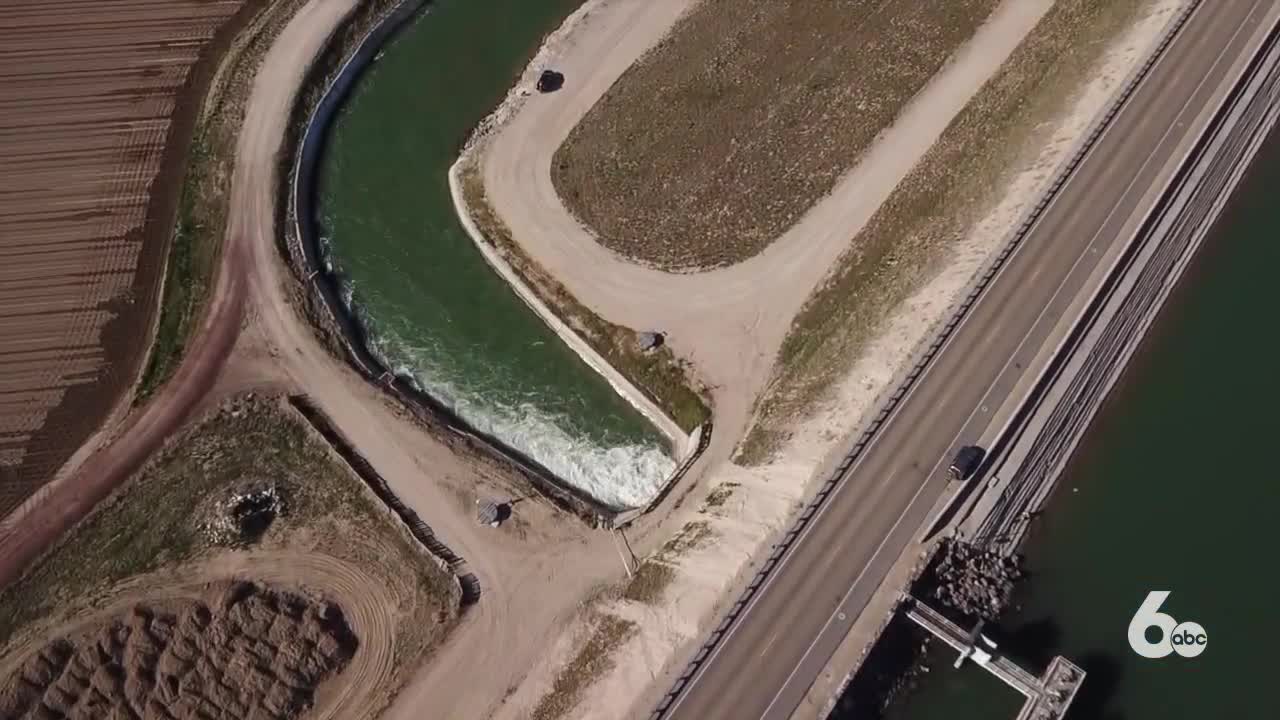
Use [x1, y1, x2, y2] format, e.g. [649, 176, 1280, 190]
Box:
[621, 562, 677, 605]
[621, 518, 716, 604]
[540, 518, 718, 715]
[461, 161, 710, 432]
[530, 613, 637, 720]
[738, 0, 1156, 464]
[660, 519, 715, 558]
[552, 0, 1001, 270]
[702, 481, 741, 510]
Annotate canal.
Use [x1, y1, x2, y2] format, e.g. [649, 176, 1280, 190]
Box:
[863, 128, 1280, 718]
[316, 0, 674, 509]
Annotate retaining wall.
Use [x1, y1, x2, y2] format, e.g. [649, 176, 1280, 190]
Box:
[288, 394, 482, 605]
[447, 159, 696, 460]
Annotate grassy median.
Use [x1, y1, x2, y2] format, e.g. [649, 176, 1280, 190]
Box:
[738, 0, 1157, 464]
[552, 0, 1001, 271]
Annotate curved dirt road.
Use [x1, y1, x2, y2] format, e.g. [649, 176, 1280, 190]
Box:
[481, 0, 1053, 434]
[0, 551, 411, 720]
[5, 0, 630, 716]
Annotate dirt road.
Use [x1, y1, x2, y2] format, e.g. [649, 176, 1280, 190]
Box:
[223, 1, 635, 717]
[480, 0, 1053, 450]
[2, 0, 1057, 716]
[658, 1, 1267, 716]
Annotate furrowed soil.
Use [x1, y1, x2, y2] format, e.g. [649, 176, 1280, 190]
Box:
[740, 0, 1159, 463]
[0, 394, 459, 720]
[551, 0, 1001, 271]
[0, 583, 356, 720]
[0, 0, 267, 519]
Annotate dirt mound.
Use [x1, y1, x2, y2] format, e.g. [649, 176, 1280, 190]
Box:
[0, 582, 355, 720]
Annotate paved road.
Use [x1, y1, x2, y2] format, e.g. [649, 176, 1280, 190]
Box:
[661, 2, 1275, 718]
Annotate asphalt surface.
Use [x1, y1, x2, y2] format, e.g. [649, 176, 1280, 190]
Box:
[661, 2, 1275, 718]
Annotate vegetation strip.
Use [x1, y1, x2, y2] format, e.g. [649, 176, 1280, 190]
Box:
[552, 0, 1002, 270]
[0, 395, 458, 670]
[138, 0, 310, 400]
[530, 614, 638, 720]
[739, 0, 1164, 464]
[653, 1, 1189, 716]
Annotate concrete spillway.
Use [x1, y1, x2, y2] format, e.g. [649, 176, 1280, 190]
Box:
[291, 0, 680, 514]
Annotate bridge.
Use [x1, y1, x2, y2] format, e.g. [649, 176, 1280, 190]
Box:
[902, 595, 1085, 720]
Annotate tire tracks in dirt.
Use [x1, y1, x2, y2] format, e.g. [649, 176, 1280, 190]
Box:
[0, 551, 404, 720]
[0, 0, 356, 593]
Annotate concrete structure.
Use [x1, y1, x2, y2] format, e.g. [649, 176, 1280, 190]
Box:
[903, 596, 1084, 720]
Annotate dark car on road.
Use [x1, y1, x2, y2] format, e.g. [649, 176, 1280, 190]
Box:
[949, 445, 985, 481]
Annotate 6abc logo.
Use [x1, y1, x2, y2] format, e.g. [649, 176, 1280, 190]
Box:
[1127, 591, 1206, 658]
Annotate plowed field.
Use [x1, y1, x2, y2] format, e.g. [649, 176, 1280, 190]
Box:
[0, 0, 260, 518]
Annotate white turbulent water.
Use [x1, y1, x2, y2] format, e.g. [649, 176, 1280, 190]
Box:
[334, 278, 675, 509]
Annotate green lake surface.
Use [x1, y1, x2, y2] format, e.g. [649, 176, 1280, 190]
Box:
[317, 0, 673, 508]
[874, 130, 1280, 719]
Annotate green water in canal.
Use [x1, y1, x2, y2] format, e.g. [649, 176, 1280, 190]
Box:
[317, 0, 675, 509]
[877, 133, 1280, 718]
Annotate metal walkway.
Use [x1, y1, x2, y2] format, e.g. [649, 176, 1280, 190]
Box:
[902, 596, 1085, 719]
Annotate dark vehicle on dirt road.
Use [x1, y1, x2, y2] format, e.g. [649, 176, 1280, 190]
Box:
[537, 69, 564, 92]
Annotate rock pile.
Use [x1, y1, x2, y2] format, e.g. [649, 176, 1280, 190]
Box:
[931, 540, 1022, 621]
[203, 483, 287, 545]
